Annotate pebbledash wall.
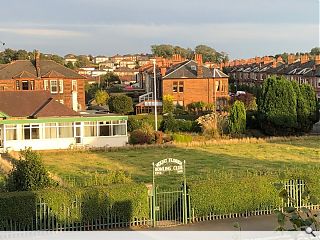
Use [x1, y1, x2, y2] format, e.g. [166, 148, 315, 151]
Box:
[0, 115, 128, 152]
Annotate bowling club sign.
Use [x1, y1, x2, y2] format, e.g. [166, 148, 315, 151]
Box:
[153, 158, 184, 176]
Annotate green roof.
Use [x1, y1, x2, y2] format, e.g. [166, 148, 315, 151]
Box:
[0, 115, 127, 124]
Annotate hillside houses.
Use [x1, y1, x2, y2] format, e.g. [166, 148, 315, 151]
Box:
[0, 51, 86, 111]
[224, 54, 320, 100]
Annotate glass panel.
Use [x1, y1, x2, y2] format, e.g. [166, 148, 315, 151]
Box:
[6, 129, 17, 140]
[31, 127, 39, 139]
[113, 125, 126, 136]
[45, 123, 58, 139]
[24, 126, 31, 140]
[58, 123, 73, 138]
[84, 123, 97, 137]
[99, 125, 111, 136]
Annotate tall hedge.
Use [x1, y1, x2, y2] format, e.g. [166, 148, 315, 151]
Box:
[189, 174, 281, 216]
[0, 183, 148, 226]
[228, 100, 246, 134]
[258, 76, 297, 135]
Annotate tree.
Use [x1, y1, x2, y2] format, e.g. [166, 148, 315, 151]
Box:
[310, 47, 320, 55]
[101, 72, 120, 88]
[228, 100, 246, 134]
[108, 95, 133, 114]
[235, 93, 257, 111]
[298, 84, 318, 132]
[194, 45, 217, 63]
[65, 61, 75, 69]
[258, 76, 297, 135]
[162, 94, 174, 114]
[94, 90, 109, 106]
[6, 148, 53, 191]
[151, 44, 175, 58]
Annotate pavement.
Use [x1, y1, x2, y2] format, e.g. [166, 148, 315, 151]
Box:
[127, 215, 279, 231]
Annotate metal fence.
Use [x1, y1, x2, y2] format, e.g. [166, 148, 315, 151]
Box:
[0, 179, 319, 231]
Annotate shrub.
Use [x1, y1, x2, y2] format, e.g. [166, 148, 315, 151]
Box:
[258, 76, 297, 135]
[160, 114, 178, 132]
[108, 95, 133, 114]
[196, 113, 224, 137]
[0, 183, 149, 226]
[176, 119, 193, 132]
[154, 131, 164, 144]
[129, 130, 154, 145]
[163, 94, 174, 114]
[228, 100, 246, 134]
[172, 133, 193, 143]
[94, 89, 109, 106]
[127, 117, 141, 132]
[6, 148, 53, 191]
[189, 174, 281, 216]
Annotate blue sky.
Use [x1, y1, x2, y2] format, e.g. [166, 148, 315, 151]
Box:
[0, 0, 319, 59]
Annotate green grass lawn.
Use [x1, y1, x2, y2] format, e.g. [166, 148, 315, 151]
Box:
[40, 136, 320, 184]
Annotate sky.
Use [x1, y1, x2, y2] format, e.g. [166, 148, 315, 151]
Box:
[0, 0, 319, 59]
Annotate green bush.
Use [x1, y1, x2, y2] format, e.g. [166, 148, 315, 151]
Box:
[189, 174, 281, 216]
[161, 115, 197, 133]
[129, 129, 154, 145]
[108, 95, 133, 114]
[258, 76, 297, 135]
[0, 184, 149, 226]
[228, 100, 246, 134]
[127, 115, 163, 132]
[6, 148, 53, 191]
[172, 133, 193, 143]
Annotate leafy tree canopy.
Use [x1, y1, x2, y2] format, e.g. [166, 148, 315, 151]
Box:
[108, 95, 133, 114]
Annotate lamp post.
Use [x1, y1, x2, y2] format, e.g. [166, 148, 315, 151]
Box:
[152, 59, 158, 131]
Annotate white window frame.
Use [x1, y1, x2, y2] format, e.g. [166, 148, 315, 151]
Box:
[50, 80, 58, 94]
[59, 80, 64, 93]
[23, 124, 40, 140]
[44, 80, 49, 90]
[72, 80, 77, 91]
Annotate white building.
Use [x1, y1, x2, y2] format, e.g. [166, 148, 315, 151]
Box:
[0, 91, 128, 152]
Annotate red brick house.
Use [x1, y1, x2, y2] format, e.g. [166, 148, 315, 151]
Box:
[162, 54, 229, 108]
[0, 51, 86, 111]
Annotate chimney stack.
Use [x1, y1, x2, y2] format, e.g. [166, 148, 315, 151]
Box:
[160, 67, 167, 76]
[288, 54, 295, 65]
[300, 54, 310, 64]
[34, 50, 41, 77]
[194, 54, 203, 78]
[315, 55, 320, 65]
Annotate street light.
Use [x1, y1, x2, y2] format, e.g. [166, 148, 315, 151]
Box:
[152, 59, 158, 131]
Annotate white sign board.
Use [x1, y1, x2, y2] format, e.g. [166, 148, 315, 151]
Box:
[154, 158, 184, 175]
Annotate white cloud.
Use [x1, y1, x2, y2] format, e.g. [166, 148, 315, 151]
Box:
[0, 27, 85, 38]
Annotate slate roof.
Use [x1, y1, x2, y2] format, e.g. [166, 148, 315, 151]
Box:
[225, 59, 320, 77]
[0, 91, 80, 118]
[0, 60, 86, 80]
[163, 60, 228, 79]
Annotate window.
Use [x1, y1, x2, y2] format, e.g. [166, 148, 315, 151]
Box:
[178, 82, 184, 93]
[44, 123, 58, 139]
[173, 82, 178, 92]
[50, 80, 58, 93]
[112, 120, 126, 136]
[99, 121, 112, 136]
[317, 78, 320, 88]
[5, 125, 17, 140]
[22, 81, 29, 90]
[30, 80, 35, 90]
[72, 80, 77, 91]
[23, 124, 40, 140]
[59, 80, 64, 93]
[173, 81, 184, 93]
[16, 80, 20, 90]
[58, 123, 73, 138]
[83, 122, 97, 137]
[44, 80, 49, 90]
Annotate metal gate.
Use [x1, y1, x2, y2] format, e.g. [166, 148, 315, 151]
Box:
[150, 186, 191, 227]
[150, 158, 191, 227]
